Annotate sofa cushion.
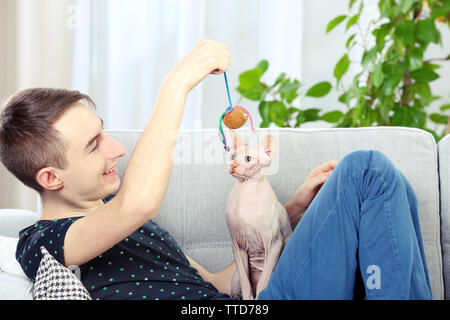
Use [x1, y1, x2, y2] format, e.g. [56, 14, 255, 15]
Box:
[0, 272, 33, 300]
[0, 210, 38, 300]
[0, 236, 27, 279]
[0, 209, 40, 238]
[106, 126, 444, 299]
[438, 134, 450, 299]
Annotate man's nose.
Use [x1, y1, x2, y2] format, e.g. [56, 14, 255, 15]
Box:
[104, 135, 126, 158]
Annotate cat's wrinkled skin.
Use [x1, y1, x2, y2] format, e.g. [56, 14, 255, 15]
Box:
[226, 130, 292, 300]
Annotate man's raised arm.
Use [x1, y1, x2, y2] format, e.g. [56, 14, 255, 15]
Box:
[64, 40, 231, 267]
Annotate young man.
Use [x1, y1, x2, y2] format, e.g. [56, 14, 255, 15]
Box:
[1, 39, 432, 300]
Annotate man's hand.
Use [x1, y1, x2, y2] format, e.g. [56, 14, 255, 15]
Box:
[170, 39, 231, 94]
[187, 255, 236, 296]
[285, 160, 338, 229]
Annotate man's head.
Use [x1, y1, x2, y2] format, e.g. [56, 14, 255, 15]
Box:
[0, 88, 125, 203]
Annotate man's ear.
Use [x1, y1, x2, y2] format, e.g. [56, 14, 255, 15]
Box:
[258, 135, 277, 166]
[36, 167, 64, 191]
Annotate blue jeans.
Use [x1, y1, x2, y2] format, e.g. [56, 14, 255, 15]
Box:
[258, 150, 432, 300]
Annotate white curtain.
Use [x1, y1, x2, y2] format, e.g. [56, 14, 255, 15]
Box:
[70, 0, 207, 130]
[0, 0, 74, 212]
[69, 0, 306, 131]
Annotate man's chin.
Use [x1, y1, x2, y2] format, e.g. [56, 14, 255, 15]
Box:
[105, 178, 121, 195]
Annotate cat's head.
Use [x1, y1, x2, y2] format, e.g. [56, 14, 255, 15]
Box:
[228, 130, 277, 182]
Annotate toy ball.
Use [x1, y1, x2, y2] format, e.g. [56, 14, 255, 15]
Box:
[223, 107, 248, 129]
[219, 72, 256, 152]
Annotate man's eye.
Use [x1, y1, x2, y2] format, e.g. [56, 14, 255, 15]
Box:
[246, 156, 252, 162]
[231, 154, 236, 161]
[91, 140, 99, 152]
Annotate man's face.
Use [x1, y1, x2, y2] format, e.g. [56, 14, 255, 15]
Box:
[52, 102, 125, 202]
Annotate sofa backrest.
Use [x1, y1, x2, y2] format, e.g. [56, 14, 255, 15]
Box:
[107, 126, 444, 299]
[0, 127, 444, 299]
[438, 134, 450, 299]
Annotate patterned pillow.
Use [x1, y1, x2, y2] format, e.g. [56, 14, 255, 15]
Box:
[32, 246, 91, 300]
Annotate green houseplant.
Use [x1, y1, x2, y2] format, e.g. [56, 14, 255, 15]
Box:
[236, 0, 450, 142]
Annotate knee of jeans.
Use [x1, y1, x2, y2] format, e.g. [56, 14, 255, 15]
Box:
[339, 149, 392, 175]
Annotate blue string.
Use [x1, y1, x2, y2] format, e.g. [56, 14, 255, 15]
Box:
[224, 72, 233, 111]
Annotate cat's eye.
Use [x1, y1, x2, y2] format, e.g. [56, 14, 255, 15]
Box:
[231, 154, 236, 161]
[245, 156, 252, 162]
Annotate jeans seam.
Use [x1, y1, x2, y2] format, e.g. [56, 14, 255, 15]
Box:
[368, 167, 408, 299]
[381, 192, 407, 299]
[285, 167, 368, 298]
[361, 166, 408, 298]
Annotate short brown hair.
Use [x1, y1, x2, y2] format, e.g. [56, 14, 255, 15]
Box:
[0, 88, 96, 194]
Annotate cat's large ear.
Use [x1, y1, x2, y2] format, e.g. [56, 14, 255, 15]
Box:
[229, 130, 247, 150]
[258, 135, 277, 166]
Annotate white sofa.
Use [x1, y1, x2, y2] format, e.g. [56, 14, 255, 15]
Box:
[0, 127, 449, 299]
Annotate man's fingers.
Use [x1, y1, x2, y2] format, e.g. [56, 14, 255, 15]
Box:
[307, 172, 329, 189]
[210, 53, 231, 74]
[319, 160, 338, 172]
[307, 160, 337, 180]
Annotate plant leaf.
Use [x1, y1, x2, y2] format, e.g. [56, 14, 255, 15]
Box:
[417, 19, 440, 44]
[270, 72, 286, 90]
[398, 0, 414, 14]
[346, 33, 356, 49]
[305, 81, 332, 97]
[260, 121, 270, 128]
[335, 108, 354, 127]
[236, 85, 265, 101]
[410, 68, 440, 83]
[361, 47, 378, 72]
[412, 83, 432, 103]
[407, 48, 423, 71]
[256, 60, 269, 73]
[392, 106, 426, 127]
[372, 63, 384, 87]
[258, 101, 270, 124]
[338, 91, 351, 105]
[346, 14, 360, 31]
[281, 80, 301, 103]
[379, 0, 393, 18]
[302, 108, 321, 122]
[394, 20, 415, 46]
[375, 23, 392, 51]
[381, 72, 403, 96]
[326, 15, 347, 33]
[238, 68, 264, 89]
[430, 113, 449, 124]
[334, 54, 350, 84]
[268, 101, 288, 123]
[440, 104, 450, 111]
[321, 110, 344, 123]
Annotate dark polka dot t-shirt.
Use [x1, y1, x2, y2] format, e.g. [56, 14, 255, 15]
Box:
[16, 195, 233, 300]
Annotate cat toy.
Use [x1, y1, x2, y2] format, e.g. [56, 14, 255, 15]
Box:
[219, 72, 255, 152]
